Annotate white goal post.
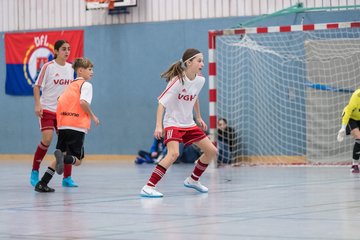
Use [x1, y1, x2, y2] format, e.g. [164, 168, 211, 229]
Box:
[208, 22, 360, 165]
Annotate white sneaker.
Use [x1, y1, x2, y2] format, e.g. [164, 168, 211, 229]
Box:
[184, 177, 208, 193]
[140, 185, 163, 198]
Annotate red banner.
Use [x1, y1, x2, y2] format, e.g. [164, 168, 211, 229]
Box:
[5, 30, 84, 95]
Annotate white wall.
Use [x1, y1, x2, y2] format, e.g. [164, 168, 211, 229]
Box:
[1, 0, 360, 32]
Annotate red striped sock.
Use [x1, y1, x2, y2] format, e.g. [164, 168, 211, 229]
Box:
[32, 142, 49, 171]
[191, 160, 209, 181]
[147, 164, 167, 187]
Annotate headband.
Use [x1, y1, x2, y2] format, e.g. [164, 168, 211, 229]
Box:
[183, 53, 202, 63]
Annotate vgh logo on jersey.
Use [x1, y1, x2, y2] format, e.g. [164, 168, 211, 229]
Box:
[178, 94, 197, 101]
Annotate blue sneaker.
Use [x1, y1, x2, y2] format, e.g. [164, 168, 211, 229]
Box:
[135, 157, 145, 164]
[62, 177, 78, 187]
[30, 170, 39, 187]
[144, 157, 155, 164]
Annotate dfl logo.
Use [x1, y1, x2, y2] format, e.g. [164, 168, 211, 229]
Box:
[23, 35, 54, 86]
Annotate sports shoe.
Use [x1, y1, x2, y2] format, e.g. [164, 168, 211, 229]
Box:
[62, 176, 78, 187]
[135, 157, 145, 164]
[184, 177, 208, 193]
[54, 149, 64, 175]
[30, 170, 39, 187]
[351, 165, 360, 173]
[35, 182, 55, 193]
[140, 185, 163, 198]
[144, 157, 155, 164]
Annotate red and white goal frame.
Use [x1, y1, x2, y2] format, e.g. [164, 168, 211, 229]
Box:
[208, 21, 360, 144]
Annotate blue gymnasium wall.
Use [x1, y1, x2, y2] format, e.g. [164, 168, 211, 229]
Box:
[0, 10, 359, 155]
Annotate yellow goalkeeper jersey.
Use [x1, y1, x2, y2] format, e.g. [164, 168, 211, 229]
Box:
[342, 89, 360, 125]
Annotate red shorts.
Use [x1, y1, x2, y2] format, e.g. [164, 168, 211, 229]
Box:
[164, 126, 207, 146]
[39, 110, 57, 132]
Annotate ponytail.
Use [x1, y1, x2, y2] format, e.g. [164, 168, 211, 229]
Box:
[160, 61, 184, 83]
[160, 48, 201, 84]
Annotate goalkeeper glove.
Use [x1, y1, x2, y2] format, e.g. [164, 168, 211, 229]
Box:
[337, 125, 346, 142]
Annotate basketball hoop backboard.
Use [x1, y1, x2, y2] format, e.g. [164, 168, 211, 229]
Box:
[85, 0, 137, 10]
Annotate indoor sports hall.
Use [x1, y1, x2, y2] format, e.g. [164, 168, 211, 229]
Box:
[1, 0, 360, 239]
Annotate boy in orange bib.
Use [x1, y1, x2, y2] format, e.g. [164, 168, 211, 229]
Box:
[35, 57, 100, 192]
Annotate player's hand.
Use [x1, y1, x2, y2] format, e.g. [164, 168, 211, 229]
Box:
[92, 115, 100, 126]
[337, 126, 346, 142]
[34, 104, 43, 118]
[154, 127, 163, 140]
[197, 118, 208, 131]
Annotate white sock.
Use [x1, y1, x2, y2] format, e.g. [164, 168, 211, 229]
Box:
[352, 159, 359, 165]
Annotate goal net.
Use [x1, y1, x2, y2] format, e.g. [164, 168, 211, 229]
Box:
[208, 22, 360, 165]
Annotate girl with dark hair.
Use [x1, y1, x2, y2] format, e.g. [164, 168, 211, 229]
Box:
[31, 40, 78, 188]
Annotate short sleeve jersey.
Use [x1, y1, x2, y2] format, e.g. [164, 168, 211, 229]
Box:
[342, 88, 360, 125]
[34, 60, 74, 112]
[80, 81, 93, 105]
[158, 74, 205, 128]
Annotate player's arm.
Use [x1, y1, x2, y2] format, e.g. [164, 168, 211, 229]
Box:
[155, 78, 179, 139]
[194, 98, 207, 131]
[33, 63, 50, 118]
[80, 82, 99, 126]
[33, 85, 43, 118]
[80, 100, 99, 126]
[342, 93, 359, 126]
[154, 103, 165, 139]
[337, 92, 359, 142]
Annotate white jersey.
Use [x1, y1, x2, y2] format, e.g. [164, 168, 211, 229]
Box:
[80, 81, 93, 105]
[158, 74, 205, 128]
[34, 60, 74, 112]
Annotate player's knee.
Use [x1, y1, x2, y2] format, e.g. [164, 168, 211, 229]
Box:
[353, 131, 360, 139]
[41, 137, 52, 146]
[353, 139, 360, 160]
[74, 159, 82, 166]
[73, 156, 82, 166]
[205, 145, 217, 159]
[168, 151, 180, 161]
[41, 131, 53, 145]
